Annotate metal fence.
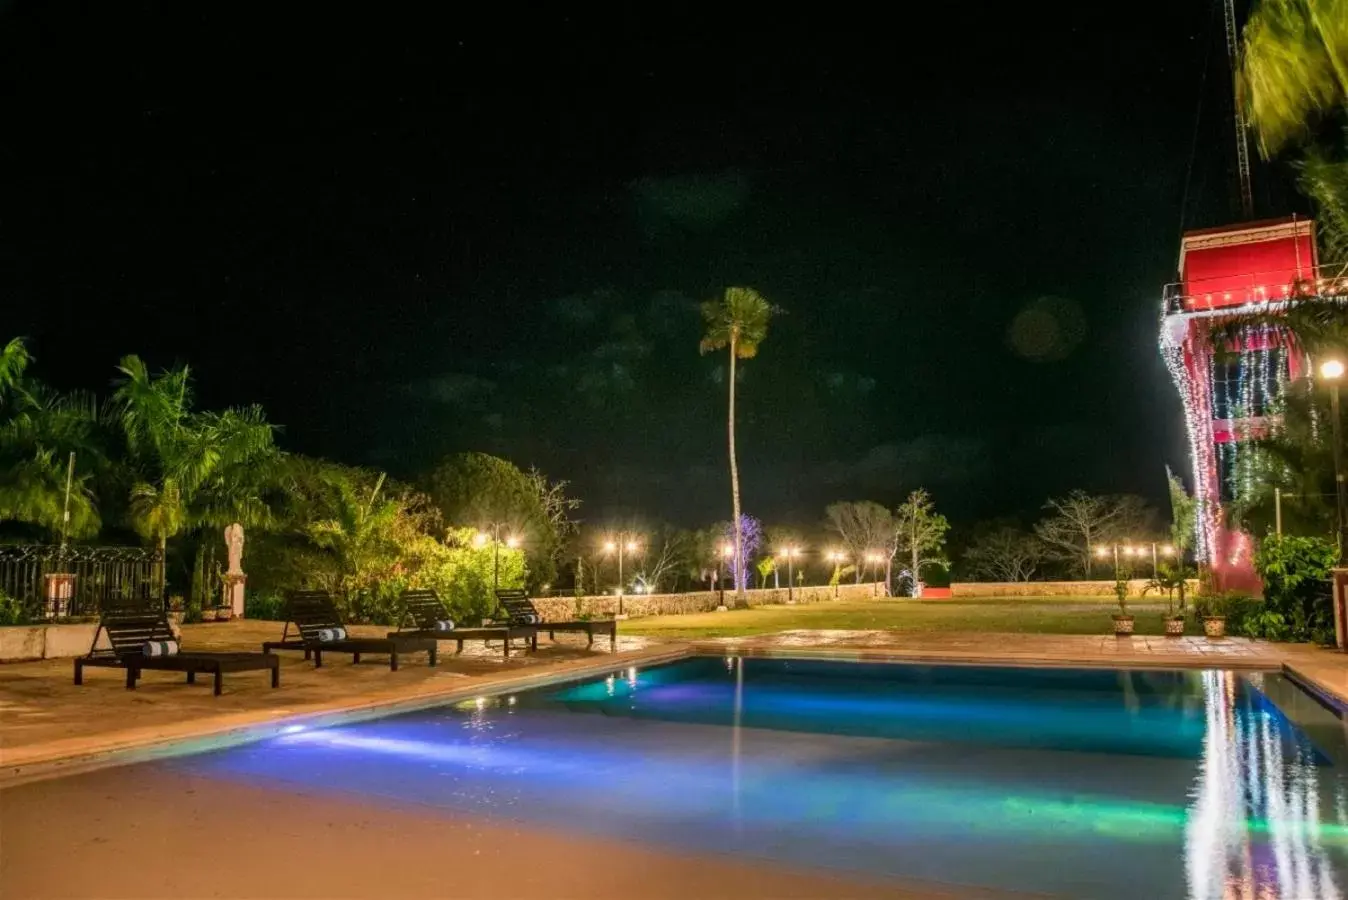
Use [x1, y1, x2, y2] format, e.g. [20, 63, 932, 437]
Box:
[0, 545, 164, 619]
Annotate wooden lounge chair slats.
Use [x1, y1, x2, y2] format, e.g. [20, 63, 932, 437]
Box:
[74, 609, 279, 695]
[263, 590, 438, 670]
[391, 590, 536, 659]
[494, 589, 617, 649]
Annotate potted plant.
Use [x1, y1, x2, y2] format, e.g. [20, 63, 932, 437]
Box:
[1203, 594, 1226, 638]
[1145, 567, 1187, 636]
[1112, 579, 1134, 636]
[215, 604, 233, 622]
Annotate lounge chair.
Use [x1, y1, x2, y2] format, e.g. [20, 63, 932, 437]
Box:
[388, 589, 537, 660]
[494, 588, 617, 649]
[74, 608, 280, 696]
[262, 591, 437, 670]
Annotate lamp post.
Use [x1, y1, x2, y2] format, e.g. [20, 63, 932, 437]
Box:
[1140, 542, 1175, 580]
[865, 552, 884, 597]
[475, 524, 520, 592]
[778, 546, 802, 603]
[1322, 359, 1347, 563]
[1094, 542, 1137, 583]
[603, 533, 642, 616]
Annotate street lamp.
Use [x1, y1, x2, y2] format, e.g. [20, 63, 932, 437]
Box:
[826, 550, 847, 599]
[777, 546, 803, 603]
[1323, 358, 1347, 563]
[1094, 543, 1135, 582]
[865, 552, 884, 597]
[602, 532, 642, 616]
[1137, 541, 1175, 579]
[719, 543, 733, 607]
[477, 523, 519, 592]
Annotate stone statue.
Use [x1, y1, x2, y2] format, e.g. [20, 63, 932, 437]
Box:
[225, 523, 245, 575]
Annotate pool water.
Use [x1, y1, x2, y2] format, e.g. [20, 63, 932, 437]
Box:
[182, 657, 1348, 898]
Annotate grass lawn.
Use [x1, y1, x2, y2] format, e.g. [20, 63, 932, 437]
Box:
[622, 597, 1178, 639]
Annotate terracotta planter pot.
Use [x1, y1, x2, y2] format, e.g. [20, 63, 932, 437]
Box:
[201, 608, 218, 622]
[1112, 615, 1135, 636]
[1165, 617, 1185, 636]
[215, 606, 232, 622]
[1204, 616, 1226, 638]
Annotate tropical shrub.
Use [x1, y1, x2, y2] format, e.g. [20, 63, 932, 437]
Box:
[0, 589, 29, 626]
[244, 589, 286, 621]
[1248, 534, 1338, 644]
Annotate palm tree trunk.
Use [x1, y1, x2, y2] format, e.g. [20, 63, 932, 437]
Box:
[728, 339, 746, 608]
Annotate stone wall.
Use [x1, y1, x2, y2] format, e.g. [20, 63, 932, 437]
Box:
[529, 581, 883, 620]
[949, 579, 1199, 599]
[0, 622, 98, 662]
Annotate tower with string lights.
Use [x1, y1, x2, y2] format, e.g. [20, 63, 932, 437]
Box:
[1158, 217, 1328, 590]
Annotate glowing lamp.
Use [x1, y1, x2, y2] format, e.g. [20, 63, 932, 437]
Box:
[1321, 359, 1345, 380]
[505, 536, 520, 549]
[603, 541, 617, 553]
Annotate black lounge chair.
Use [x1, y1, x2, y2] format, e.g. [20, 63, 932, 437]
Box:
[74, 608, 280, 696]
[389, 589, 537, 659]
[494, 588, 617, 650]
[262, 591, 437, 670]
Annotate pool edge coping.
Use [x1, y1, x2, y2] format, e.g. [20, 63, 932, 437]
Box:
[5, 641, 1327, 788]
[0, 645, 696, 788]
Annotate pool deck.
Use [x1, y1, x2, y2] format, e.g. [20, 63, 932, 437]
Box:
[4, 621, 1348, 784]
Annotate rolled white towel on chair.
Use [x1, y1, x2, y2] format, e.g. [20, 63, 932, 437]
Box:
[316, 627, 347, 642]
[143, 640, 180, 656]
[434, 619, 455, 632]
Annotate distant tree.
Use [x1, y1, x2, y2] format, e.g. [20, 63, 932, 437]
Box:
[523, 465, 582, 576]
[717, 514, 763, 592]
[963, 525, 1046, 582]
[1035, 490, 1153, 578]
[423, 452, 572, 589]
[825, 501, 895, 584]
[635, 526, 695, 593]
[893, 489, 949, 596]
[764, 525, 806, 588]
[700, 286, 773, 607]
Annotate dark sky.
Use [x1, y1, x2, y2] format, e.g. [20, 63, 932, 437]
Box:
[0, 3, 1311, 529]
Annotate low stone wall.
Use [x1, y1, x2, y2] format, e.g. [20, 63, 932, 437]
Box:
[949, 579, 1199, 599]
[531, 582, 882, 620]
[0, 622, 98, 662]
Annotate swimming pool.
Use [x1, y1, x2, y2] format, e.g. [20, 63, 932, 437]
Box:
[180, 656, 1348, 898]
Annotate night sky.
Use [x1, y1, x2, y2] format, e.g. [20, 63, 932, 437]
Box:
[0, 3, 1311, 528]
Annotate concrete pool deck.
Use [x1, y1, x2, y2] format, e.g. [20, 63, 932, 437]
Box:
[4, 621, 1348, 784]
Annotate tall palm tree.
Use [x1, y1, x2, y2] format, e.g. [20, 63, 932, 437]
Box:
[699, 287, 772, 607]
[113, 356, 278, 562]
[304, 471, 402, 612]
[0, 337, 33, 404]
[1240, 0, 1348, 158]
[0, 338, 105, 540]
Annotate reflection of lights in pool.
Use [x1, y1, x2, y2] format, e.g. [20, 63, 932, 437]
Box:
[606, 676, 616, 697]
[280, 724, 306, 734]
[475, 697, 486, 710]
[507, 696, 516, 705]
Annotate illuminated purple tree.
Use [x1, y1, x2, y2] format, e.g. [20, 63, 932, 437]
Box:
[720, 515, 762, 591]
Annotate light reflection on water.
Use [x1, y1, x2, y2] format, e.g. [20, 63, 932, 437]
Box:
[186, 658, 1348, 899]
[1186, 671, 1342, 900]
